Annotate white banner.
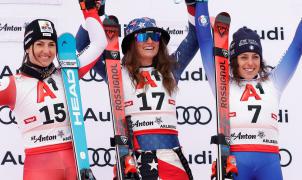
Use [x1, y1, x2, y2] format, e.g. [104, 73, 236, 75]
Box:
[0, 0, 301, 179]
[0, 0, 61, 5]
[0, 18, 25, 42]
[0, 17, 58, 42]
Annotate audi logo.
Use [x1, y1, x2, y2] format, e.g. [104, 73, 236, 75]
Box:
[279, 148, 292, 167]
[176, 106, 212, 125]
[88, 147, 115, 167]
[81, 69, 105, 82]
[0, 106, 17, 125]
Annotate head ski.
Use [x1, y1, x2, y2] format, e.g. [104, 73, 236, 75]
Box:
[58, 33, 94, 180]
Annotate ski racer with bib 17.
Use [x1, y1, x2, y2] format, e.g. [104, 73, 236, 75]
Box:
[76, 0, 200, 179]
[0, 0, 107, 179]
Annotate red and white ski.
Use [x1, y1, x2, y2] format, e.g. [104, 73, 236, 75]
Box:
[211, 12, 237, 180]
[103, 16, 140, 180]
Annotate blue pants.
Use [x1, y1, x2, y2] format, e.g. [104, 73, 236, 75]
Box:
[231, 152, 283, 180]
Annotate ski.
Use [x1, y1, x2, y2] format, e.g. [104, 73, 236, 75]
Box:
[103, 16, 139, 180]
[58, 33, 94, 180]
[211, 12, 237, 180]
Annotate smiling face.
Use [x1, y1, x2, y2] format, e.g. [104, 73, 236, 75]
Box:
[237, 52, 261, 80]
[134, 35, 160, 66]
[27, 39, 56, 67]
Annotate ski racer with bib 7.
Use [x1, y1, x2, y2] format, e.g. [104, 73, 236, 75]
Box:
[195, 0, 302, 179]
[76, 0, 200, 179]
[0, 0, 107, 179]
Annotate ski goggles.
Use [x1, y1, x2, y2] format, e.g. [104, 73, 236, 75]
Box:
[134, 32, 161, 42]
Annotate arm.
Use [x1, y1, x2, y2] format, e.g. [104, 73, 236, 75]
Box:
[77, 6, 108, 78]
[75, 24, 107, 81]
[195, 0, 216, 95]
[0, 76, 16, 110]
[270, 19, 302, 92]
[172, 2, 199, 83]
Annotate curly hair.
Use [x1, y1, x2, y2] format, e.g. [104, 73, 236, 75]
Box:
[122, 38, 177, 95]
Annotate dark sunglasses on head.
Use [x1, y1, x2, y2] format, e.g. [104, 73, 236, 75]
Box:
[135, 31, 161, 42]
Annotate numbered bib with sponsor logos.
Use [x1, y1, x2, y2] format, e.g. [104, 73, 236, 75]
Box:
[122, 67, 178, 134]
[229, 79, 279, 152]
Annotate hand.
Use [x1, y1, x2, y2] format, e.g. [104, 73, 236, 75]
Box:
[79, 0, 97, 10]
[186, 0, 208, 5]
[96, 0, 105, 16]
[80, 168, 96, 180]
[185, 0, 196, 5]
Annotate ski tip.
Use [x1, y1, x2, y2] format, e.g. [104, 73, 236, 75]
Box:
[216, 12, 231, 25]
[103, 15, 119, 27]
[58, 33, 76, 51]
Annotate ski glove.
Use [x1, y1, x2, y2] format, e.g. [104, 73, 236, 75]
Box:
[79, 0, 97, 10]
[186, 0, 208, 5]
[185, 0, 196, 6]
[97, 0, 106, 16]
[80, 168, 96, 180]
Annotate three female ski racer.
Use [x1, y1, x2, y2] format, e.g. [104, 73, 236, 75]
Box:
[76, 1, 199, 179]
[195, 1, 302, 180]
[0, 1, 107, 179]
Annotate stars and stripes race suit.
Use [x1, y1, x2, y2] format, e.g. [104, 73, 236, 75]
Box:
[195, 1, 302, 180]
[0, 9, 107, 180]
[76, 4, 198, 180]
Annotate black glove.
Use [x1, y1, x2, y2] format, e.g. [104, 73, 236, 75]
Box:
[80, 168, 96, 180]
[97, 0, 106, 16]
[79, 0, 97, 10]
[185, 0, 196, 6]
[186, 0, 208, 6]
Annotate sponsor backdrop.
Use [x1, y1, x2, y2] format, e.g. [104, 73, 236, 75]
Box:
[0, 0, 300, 179]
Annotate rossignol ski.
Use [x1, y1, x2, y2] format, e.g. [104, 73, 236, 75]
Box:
[103, 16, 139, 180]
[210, 12, 237, 180]
[58, 33, 95, 180]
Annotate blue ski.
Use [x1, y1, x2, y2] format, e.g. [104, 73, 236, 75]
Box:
[58, 33, 92, 180]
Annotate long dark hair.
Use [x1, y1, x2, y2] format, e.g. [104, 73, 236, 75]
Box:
[122, 38, 177, 95]
[230, 57, 269, 85]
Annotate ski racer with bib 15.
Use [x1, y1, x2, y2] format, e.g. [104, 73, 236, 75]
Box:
[0, 0, 107, 179]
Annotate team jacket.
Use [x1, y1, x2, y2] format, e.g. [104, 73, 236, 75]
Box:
[195, 1, 302, 153]
[76, 6, 198, 150]
[0, 9, 107, 154]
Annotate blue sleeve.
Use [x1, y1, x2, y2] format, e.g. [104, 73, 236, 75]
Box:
[172, 22, 199, 83]
[76, 25, 90, 52]
[75, 25, 107, 82]
[270, 19, 302, 92]
[195, 1, 215, 95]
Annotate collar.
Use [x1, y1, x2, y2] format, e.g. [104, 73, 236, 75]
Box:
[20, 61, 56, 80]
